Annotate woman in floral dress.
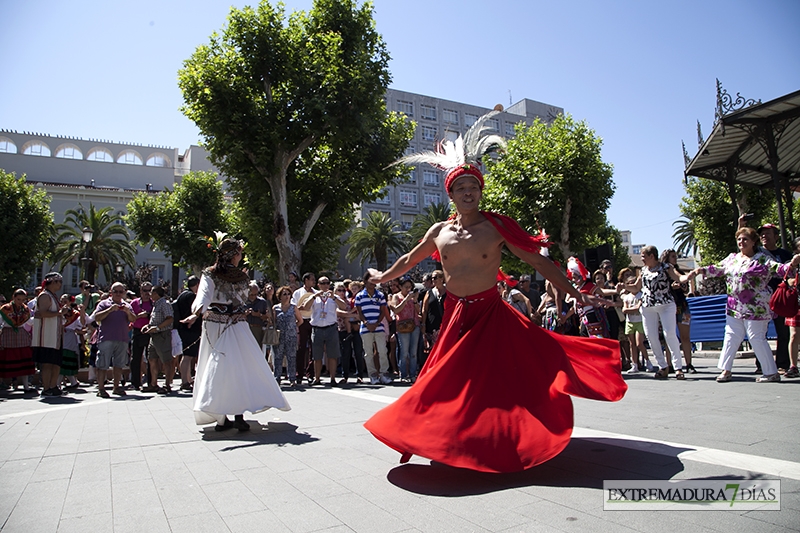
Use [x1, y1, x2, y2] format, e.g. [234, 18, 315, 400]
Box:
[690, 227, 800, 383]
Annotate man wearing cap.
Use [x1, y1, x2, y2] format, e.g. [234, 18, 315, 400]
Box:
[757, 222, 792, 372]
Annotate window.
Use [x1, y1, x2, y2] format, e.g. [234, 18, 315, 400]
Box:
[424, 193, 441, 207]
[397, 100, 413, 116]
[420, 104, 437, 121]
[22, 141, 51, 157]
[421, 126, 437, 141]
[505, 123, 516, 136]
[486, 118, 500, 131]
[443, 109, 458, 124]
[404, 146, 415, 156]
[401, 214, 415, 230]
[632, 245, 642, 255]
[70, 265, 79, 288]
[87, 147, 114, 163]
[146, 153, 171, 167]
[117, 150, 143, 165]
[465, 113, 479, 127]
[444, 130, 459, 143]
[0, 137, 17, 154]
[151, 265, 165, 285]
[423, 170, 440, 187]
[406, 169, 416, 185]
[374, 188, 391, 205]
[116, 211, 126, 226]
[55, 144, 83, 160]
[400, 190, 417, 207]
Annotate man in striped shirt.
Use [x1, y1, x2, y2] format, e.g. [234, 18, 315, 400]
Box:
[355, 275, 392, 385]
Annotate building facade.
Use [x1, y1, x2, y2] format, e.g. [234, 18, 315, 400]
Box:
[1, 89, 564, 287]
[0, 129, 215, 293]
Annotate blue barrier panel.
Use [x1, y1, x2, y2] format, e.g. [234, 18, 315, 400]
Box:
[686, 295, 776, 342]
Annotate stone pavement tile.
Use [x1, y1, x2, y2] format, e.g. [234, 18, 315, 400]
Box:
[174, 438, 217, 464]
[60, 479, 112, 519]
[26, 453, 76, 483]
[223, 509, 292, 532]
[56, 510, 113, 533]
[156, 480, 214, 519]
[168, 509, 232, 533]
[110, 444, 146, 465]
[315, 492, 411, 533]
[235, 465, 300, 501]
[496, 522, 564, 533]
[113, 508, 171, 533]
[183, 455, 239, 485]
[259, 488, 343, 533]
[70, 450, 111, 485]
[744, 508, 800, 532]
[278, 467, 352, 500]
[202, 479, 269, 517]
[0, 457, 37, 496]
[111, 459, 152, 482]
[112, 478, 161, 517]
[1, 477, 69, 533]
[515, 499, 640, 533]
[255, 447, 312, 474]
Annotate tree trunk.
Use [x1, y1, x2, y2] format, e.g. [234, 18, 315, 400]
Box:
[558, 197, 573, 259]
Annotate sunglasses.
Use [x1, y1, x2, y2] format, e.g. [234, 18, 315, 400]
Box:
[319, 281, 330, 285]
[112, 290, 125, 294]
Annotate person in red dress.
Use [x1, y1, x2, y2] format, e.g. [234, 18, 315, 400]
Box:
[363, 112, 627, 473]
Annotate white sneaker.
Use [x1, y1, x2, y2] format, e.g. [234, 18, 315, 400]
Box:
[379, 375, 393, 385]
[645, 361, 655, 372]
[369, 375, 380, 385]
[756, 373, 781, 383]
[625, 366, 639, 374]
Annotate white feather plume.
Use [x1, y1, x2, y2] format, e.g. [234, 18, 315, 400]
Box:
[387, 110, 506, 173]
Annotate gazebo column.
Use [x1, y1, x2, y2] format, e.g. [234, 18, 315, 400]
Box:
[765, 127, 789, 249]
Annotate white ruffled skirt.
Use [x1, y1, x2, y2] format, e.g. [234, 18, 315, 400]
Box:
[193, 319, 290, 425]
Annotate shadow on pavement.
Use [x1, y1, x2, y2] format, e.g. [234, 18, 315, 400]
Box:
[387, 437, 690, 496]
[203, 420, 319, 450]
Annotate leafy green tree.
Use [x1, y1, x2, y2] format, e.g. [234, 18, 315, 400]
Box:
[345, 211, 408, 271]
[483, 114, 615, 264]
[126, 171, 230, 295]
[408, 202, 452, 246]
[178, 0, 413, 284]
[679, 177, 773, 264]
[51, 204, 136, 286]
[0, 170, 54, 296]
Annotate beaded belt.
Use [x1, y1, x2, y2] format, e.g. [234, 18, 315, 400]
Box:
[203, 310, 247, 324]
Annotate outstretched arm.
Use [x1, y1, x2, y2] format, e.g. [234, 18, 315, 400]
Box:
[506, 243, 615, 308]
[367, 223, 441, 284]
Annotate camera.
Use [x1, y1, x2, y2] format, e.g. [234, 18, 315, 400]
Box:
[743, 213, 755, 221]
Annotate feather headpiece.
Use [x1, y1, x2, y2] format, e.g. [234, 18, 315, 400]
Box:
[389, 111, 506, 191]
[566, 257, 590, 282]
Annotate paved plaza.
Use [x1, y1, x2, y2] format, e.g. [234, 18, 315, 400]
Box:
[1, 354, 798, 533]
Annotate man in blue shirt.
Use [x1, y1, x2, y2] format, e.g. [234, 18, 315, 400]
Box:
[355, 274, 392, 385]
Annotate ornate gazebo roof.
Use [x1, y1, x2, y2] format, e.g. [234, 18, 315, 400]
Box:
[684, 82, 800, 247]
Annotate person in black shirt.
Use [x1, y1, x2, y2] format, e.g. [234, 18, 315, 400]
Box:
[174, 276, 202, 391]
[756, 222, 792, 372]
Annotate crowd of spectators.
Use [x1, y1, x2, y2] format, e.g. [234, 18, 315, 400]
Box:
[3, 221, 799, 398]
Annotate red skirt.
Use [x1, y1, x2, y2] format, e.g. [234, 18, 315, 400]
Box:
[364, 286, 627, 473]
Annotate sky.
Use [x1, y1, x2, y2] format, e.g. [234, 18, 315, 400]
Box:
[1, 0, 799, 252]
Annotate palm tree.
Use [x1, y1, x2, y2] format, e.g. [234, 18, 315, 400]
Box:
[51, 203, 137, 285]
[408, 201, 452, 245]
[346, 211, 408, 271]
[672, 216, 698, 258]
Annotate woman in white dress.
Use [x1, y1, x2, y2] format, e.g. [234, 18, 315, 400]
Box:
[183, 239, 290, 431]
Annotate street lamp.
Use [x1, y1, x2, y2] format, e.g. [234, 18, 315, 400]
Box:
[116, 262, 124, 281]
[81, 227, 93, 280]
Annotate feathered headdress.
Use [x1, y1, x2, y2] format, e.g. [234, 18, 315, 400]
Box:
[566, 257, 590, 282]
[389, 111, 506, 191]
